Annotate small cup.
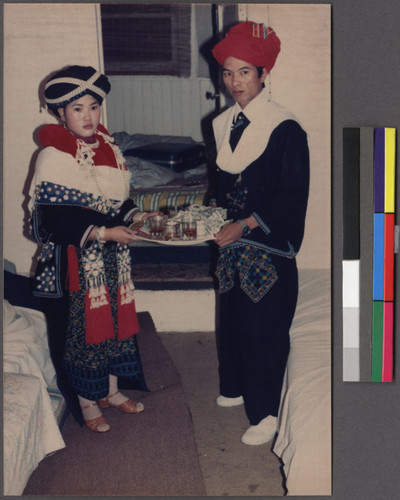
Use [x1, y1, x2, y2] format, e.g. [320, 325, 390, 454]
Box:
[182, 220, 197, 240]
[164, 221, 181, 240]
[148, 215, 167, 238]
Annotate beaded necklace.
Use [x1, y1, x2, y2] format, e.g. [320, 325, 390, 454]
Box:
[74, 129, 129, 209]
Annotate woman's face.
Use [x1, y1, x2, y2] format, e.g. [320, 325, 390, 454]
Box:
[58, 94, 101, 138]
[222, 56, 267, 109]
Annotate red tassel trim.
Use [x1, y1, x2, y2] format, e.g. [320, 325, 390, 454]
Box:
[67, 246, 80, 292]
[85, 287, 115, 345]
[117, 287, 139, 340]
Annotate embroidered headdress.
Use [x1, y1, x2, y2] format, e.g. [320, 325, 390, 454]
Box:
[212, 21, 281, 72]
[44, 65, 111, 115]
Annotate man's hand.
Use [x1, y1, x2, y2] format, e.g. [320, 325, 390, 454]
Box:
[214, 222, 243, 247]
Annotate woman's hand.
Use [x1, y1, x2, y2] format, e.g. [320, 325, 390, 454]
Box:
[214, 222, 243, 247]
[90, 225, 141, 245]
[106, 226, 143, 244]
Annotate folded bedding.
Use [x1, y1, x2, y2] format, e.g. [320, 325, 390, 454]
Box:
[3, 300, 55, 386]
[3, 300, 66, 495]
[3, 373, 66, 495]
[113, 131, 208, 189]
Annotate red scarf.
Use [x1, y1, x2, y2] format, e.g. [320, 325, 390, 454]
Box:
[38, 123, 121, 169]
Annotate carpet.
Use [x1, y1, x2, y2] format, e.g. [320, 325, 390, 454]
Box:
[160, 331, 286, 496]
[23, 312, 206, 496]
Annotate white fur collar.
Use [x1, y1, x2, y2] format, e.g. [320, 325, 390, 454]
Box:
[212, 89, 296, 174]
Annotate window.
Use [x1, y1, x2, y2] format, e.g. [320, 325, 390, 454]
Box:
[101, 4, 191, 76]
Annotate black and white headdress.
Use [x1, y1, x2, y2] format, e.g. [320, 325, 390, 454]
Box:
[44, 65, 111, 114]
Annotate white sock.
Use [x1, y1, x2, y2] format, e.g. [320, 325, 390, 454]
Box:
[107, 374, 129, 405]
[79, 396, 103, 421]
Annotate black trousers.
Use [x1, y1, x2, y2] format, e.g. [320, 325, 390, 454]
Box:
[217, 255, 298, 425]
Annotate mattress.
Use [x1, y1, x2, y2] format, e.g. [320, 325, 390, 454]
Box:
[130, 179, 208, 212]
[273, 268, 331, 496]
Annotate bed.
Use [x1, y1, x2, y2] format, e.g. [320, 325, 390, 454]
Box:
[113, 131, 210, 212]
[3, 270, 67, 496]
[273, 268, 331, 496]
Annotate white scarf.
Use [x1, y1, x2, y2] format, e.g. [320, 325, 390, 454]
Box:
[29, 138, 131, 214]
[212, 88, 296, 174]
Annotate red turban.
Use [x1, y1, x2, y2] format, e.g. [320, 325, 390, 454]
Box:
[212, 21, 281, 72]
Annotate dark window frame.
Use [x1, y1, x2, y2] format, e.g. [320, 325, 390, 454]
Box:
[101, 3, 191, 77]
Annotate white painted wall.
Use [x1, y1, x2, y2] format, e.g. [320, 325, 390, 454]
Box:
[238, 4, 331, 270]
[3, 3, 105, 274]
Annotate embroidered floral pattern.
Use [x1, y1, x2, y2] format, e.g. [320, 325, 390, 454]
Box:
[34, 181, 120, 217]
[35, 264, 57, 293]
[226, 178, 248, 217]
[39, 241, 55, 262]
[216, 245, 278, 303]
[81, 243, 109, 309]
[33, 242, 62, 296]
[116, 244, 136, 305]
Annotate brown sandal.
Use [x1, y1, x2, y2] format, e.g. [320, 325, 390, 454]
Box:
[98, 391, 144, 414]
[81, 402, 110, 433]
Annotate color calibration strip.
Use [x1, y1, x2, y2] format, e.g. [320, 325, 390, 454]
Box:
[371, 128, 395, 382]
[343, 128, 360, 381]
[343, 127, 396, 382]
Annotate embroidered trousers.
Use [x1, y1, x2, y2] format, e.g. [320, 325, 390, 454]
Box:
[217, 254, 298, 425]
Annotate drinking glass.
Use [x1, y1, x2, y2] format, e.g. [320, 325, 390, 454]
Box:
[164, 221, 181, 240]
[182, 220, 197, 240]
[148, 215, 167, 238]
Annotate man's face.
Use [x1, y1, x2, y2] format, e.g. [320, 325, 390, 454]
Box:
[222, 56, 267, 109]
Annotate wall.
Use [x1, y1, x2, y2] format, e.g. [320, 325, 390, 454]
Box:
[3, 3, 104, 274]
[240, 4, 331, 270]
[135, 289, 217, 332]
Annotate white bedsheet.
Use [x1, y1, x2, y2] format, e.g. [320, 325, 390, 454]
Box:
[3, 301, 55, 386]
[3, 301, 66, 495]
[273, 269, 331, 496]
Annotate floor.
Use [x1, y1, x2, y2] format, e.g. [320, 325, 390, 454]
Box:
[159, 330, 286, 497]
